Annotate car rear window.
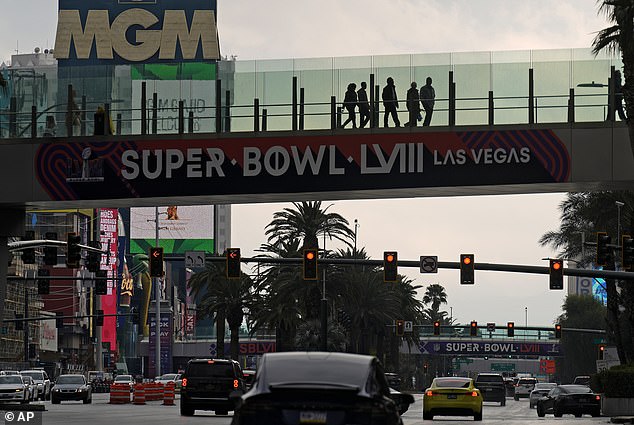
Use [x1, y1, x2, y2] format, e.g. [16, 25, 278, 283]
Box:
[186, 363, 235, 378]
[21, 372, 43, 380]
[518, 378, 537, 385]
[476, 375, 503, 382]
[436, 378, 471, 388]
[57, 376, 85, 384]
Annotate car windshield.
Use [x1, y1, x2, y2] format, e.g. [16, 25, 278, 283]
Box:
[57, 376, 85, 384]
[115, 375, 131, 381]
[0, 376, 23, 384]
[435, 378, 471, 388]
[158, 374, 177, 380]
[20, 372, 43, 380]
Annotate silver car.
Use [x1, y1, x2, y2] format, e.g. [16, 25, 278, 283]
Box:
[0, 375, 29, 404]
[20, 375, 39, 401]
[529, 382, 558, 408]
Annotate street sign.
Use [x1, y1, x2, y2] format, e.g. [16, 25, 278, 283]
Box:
[487, 322, 496, 332]
[404, 321, 413, 333]
[491, 363, 515, 372]
[185, 250, 206, 268]
[420, 256, 438, 273]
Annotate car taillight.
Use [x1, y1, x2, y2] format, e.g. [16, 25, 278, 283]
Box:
[471, 391, 478, 397]
[181, 378, 187, 387]
[233, 379, 239, 389]
[425, 390, 434, 396]
[595, 395, 601, 401]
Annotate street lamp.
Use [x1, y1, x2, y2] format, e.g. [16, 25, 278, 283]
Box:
[353, 219, 359, 256]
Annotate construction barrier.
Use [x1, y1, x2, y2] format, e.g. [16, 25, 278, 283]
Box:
[145, 383, 156, 401]
[163, 382, 175, 406]
[109, 384, 131, 404]
[133, 383, 146, 405]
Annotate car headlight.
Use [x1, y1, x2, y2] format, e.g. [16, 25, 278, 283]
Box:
[53, 388, 60, 392]
[15, 389, 23, 392]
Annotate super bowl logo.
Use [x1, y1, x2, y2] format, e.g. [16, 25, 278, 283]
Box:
[433, 343, 441, 352]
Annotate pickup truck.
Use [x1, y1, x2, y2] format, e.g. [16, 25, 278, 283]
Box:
[474, 373, 506, 406]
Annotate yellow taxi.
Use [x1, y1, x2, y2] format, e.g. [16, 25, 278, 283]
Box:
[423, 377, 483, 421]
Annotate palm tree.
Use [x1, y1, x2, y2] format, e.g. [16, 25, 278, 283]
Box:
[592, 0, 634, 157]
[539, 191, 634, 363]
[422, 284, 448, 316]
[188, 255, 256, 360]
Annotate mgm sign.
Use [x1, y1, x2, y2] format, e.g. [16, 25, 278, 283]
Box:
[54, 0, 220, 65]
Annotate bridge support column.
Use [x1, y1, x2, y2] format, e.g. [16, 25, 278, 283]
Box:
[0, 208, 25, 328]
[529, 68, 534, 124]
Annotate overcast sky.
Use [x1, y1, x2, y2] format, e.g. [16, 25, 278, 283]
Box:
[0, 1, 614, 326]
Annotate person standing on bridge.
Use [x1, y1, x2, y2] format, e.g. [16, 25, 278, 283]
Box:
[615, 70, 627, 121]
[341, 82, 358, 128]
[420, 77, 435, 126]
[405, 81, 421, 127]
[357, 81, 371, 128]
[382, 77, 400, 127]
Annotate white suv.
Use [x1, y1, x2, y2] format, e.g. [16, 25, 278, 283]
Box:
[514, 377, 538, 400]
[20, 370, 51, 401]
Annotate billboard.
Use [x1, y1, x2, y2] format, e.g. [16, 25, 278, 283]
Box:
[39, 313, 58, 352]
[99, 208, 118, 351]
[54, 0, 219, 66]
[130, 205, 214, 254]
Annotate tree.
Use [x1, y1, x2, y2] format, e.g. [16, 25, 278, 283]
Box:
[592, 0, 634, 158]
[556, 295, 607, 383]
[188, 254, 256, 360]
[539, 191, 634, 363]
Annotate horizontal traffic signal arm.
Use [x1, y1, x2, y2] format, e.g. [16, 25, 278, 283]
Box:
[155, 255, 634, 281]
[386, 323, 605, 335]
[8, 239, 108, 254]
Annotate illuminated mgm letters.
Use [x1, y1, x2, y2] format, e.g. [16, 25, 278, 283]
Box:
[54, 8, 220, 62]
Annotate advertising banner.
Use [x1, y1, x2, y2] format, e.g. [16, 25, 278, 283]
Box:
[148, 312, 172, 376]
[35, 130, 571, 202]
[99, 208, 118, 351]
[39, 313, 58, 352]
[55, 0, 219, 66]
[419, 340, 563, 357]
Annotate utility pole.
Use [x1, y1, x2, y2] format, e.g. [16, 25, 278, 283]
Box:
[155, 207, 161, 376]
[24, 276, 29, 363]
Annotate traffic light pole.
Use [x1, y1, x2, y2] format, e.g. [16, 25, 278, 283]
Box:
[154, 207, 161, 377]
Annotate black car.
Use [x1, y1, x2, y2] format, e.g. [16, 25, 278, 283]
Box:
[536, 384, 601, 417]
[180, 358, 246, 416]
[474, 373, 506, 405]
[231, 351, 414, 425]
[51, 374, 92, 404]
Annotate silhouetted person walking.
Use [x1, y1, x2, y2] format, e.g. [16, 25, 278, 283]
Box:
[615, 70, 627, 121]
[405, 81, 421, 127]
[341, 82, 358, 128]
[357, 82, 370, 128]
[420, 77, 435, 126]
[382, 77, 400, 127]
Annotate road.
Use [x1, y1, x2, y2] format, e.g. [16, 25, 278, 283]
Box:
[0, 393, 608, 425]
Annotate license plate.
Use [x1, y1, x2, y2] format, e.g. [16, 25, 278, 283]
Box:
[299, 411, 327, 424]
[447, 394, 457, 399]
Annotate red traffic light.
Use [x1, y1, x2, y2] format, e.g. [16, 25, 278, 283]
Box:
[386, 253, 395, 263]
[552, 260, 562, 270]
[305, 251, 315, 260]
[463, 256, 472, 265]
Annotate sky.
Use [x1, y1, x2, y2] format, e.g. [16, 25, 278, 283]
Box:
[0, 0, 614, 327]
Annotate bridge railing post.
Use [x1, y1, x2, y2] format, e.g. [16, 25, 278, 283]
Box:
[528, 68, 535, 124]
[152, 93, 158, 134]
[216, 79, 222, 133]
[448, 71, 455, 127]
[292, 76, 298, 131]
[262, 108, 267, 131]
[568, 88, 575, 123]
[369, 73, 375, 128]
[299, 87, 305, 130]
[178, 100, 184, 134]
[254, 98, 260, 132]
[31, 106, 37, 138]
[224, 90, 231, 132]
[141, 82, 147, 135]
[330, 96, 336, 130]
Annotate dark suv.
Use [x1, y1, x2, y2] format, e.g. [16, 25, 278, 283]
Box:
[180, 358, 245, 416]
[474, 373, 506, 406]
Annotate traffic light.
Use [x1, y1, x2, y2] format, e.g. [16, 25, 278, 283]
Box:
[460, 254, 475, 284]
[433, 321, 440, 336]
[95, 270, 107, 295]
[15, 314, 23, 331]
[549, 259, 564, 290]
[598, 344, 606, 360]
[55, 312, 63, 329]
[131, 307, 140, 325]
[555, 324, 562, 339]
[86, 241, 101, 273]
[96, 309, 104, 327]
[226, 248, 241, 279]
[21, 230, 35, 264]
[384, 251, 398, 282]
[303, 249, 318, 280]
[37, 269, 50, 295]
[149, 247, 164, 277]
[43, 232, 58, 266]
[66, 232, 81, 268]
[507, 322, 515, 337]
[470, 321, 478, 336]
[623, 235, 634, 270]
[596, 232, 611, 266]
[395, 319, 405, 336]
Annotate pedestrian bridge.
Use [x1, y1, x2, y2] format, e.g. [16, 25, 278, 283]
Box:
[0, 48, 633, 209]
